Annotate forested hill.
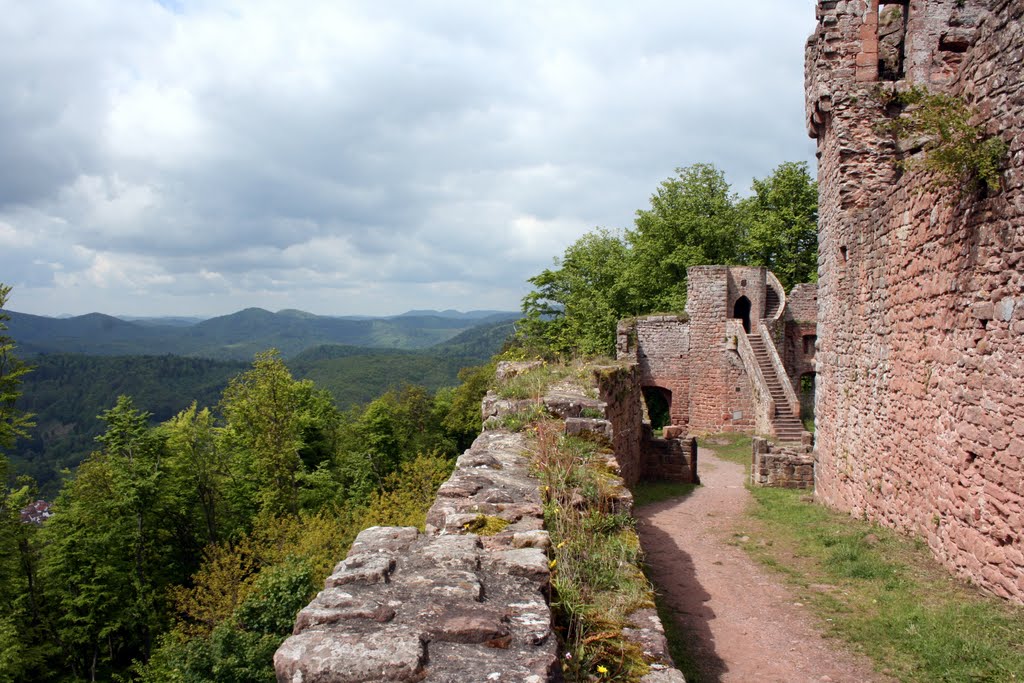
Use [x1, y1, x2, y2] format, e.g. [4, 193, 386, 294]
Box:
[11, 318, 515, 497]
[6, 307, 518, 360]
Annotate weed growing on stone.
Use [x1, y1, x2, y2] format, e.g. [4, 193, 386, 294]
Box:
[494, 363, 574, 400]
[873, 85, 1007, 197]
[742, 487, 1024, 682]
[529, 420, 655, 681]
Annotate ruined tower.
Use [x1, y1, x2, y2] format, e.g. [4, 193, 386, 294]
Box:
[807, 0, 1024, 601]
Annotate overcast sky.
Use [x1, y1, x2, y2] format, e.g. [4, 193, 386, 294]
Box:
[0, 1, 818, 318]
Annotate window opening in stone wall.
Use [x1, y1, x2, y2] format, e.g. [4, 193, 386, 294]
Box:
[642, 386, 672, 433]
[799, 372, 816, 432]
[878, 0, 908, 80]
[803, 334, 817, 355]
[733, 296, 752, 334]
[840, 245, 849, 262]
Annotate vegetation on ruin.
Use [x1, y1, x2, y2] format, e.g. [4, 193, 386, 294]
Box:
[741, 484, 1024, 682]
[532, 420, 655, 681]
[0, 281, 493, 682]
[874, 85, 1008, 197]
[518, 161, 819, 357]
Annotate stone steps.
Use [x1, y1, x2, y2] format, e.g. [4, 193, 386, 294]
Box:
[748, 334, 807, 443]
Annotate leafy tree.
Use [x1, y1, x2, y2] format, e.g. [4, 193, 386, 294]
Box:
[520, 229, 632, 357]
[0, 285, 44, 682]
[738, 161, 819, 289]
[219, 351, 332, 518]
[623, 163, 742, 312]
[40, 396, 185, 678]
[518, 162, 820, 358]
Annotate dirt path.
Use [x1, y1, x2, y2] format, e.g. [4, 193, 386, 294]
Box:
[637, 447, 891, 683]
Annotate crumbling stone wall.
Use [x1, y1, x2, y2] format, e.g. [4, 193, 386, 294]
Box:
[807, 0, 1024, 601]
[277, 370, 688, 681]
[618, 315, 692, 429]
[751, 437, 814, 489]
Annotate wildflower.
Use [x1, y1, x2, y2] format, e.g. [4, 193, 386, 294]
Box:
[556, 540, 567, 549]
[549, 559, 557, 569]
[597, 665, 609, 674]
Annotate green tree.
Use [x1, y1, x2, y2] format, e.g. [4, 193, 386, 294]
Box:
[41, 396, 183, 678]
[738, 161, 819, 289]
[623, 163, 742, 312]
[0, 285, 43, 683]
[519, 229, 631, 357]
[219, 351, 309, 518]
[0, 284, 32, 454]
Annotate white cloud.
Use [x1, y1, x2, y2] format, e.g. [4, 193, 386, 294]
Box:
[0, 0, 818, 317]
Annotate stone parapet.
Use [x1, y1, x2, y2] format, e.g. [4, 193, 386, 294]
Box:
[277, 369, 687, 680]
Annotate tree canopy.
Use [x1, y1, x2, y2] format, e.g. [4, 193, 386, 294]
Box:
[519, 161, 818, 356]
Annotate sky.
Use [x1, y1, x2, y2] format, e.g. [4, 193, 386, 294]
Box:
[0, 1, 818, 318]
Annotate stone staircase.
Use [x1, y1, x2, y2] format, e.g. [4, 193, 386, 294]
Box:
[747, 334, 805, 444]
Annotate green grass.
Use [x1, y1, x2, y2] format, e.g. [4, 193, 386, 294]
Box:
[699, 432, 752, 466]
[632, 481, 697, 507]
[742, 486, 1024, 682]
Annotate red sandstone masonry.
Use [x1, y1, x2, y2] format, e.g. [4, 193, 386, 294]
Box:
[808, 0, 1024, 602]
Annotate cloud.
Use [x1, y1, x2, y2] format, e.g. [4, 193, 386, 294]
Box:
[0, 0, 818, 317]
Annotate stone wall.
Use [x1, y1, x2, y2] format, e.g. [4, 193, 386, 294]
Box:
[619, 315, 692, 429]
[644, 427, 699, 484]
[751, 437, 814, 489]
[594, 364, 647, 487]
[686, 267, 756, 433]
[277, 369, 688, 680]
[808, 0, 1024, 601]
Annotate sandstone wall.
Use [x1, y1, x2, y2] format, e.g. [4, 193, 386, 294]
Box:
[751, 437, 815, 489]
[686, 267, 756, 433]
[808, 0, 1024, 601]
[619, 315, 692, 429]
[277, 370, 688, 680]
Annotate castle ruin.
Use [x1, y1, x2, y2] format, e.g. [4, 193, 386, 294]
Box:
[807, 0, 1024, 601]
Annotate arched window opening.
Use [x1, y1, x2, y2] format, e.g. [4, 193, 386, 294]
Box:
[733, 296, 752, 334]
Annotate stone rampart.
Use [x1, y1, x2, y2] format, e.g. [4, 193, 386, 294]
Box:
[277, 367, 687, 681]
[808, 0, 1024, 601]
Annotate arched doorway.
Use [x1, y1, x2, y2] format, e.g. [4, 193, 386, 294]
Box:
[733, 296, 752, 333]
[642, 386, 672, 431]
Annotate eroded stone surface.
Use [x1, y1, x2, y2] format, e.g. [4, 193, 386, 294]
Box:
[807, 0, 1024, 601]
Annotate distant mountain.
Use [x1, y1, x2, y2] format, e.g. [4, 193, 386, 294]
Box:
[6, 308, 520, 361]
[9, 314, 519, 495]
[118, 315, 207, 327]
[397, 309, 517, 320]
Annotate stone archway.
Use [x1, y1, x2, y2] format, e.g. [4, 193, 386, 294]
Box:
[733, 296, 752, 333]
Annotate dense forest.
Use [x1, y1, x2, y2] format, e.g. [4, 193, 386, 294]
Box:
[10, 320, 513, 498]
[1, 296, 495, 680]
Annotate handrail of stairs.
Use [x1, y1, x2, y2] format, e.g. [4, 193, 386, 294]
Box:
[728, 319, 775, 436]
[759, 324, 802, 418]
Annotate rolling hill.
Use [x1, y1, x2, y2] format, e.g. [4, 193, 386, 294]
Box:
[6, 308, 519, 360]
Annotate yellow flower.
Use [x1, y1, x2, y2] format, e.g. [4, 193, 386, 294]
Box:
[597, 665, 609, 674]
[549, 559, 557, 569]
[556, 540, 566, 549]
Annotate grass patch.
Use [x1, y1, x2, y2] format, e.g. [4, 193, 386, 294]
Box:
[742, 486, 1024, 682]
[700, 432, 752, 466]
[632, 481, 698, 507]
